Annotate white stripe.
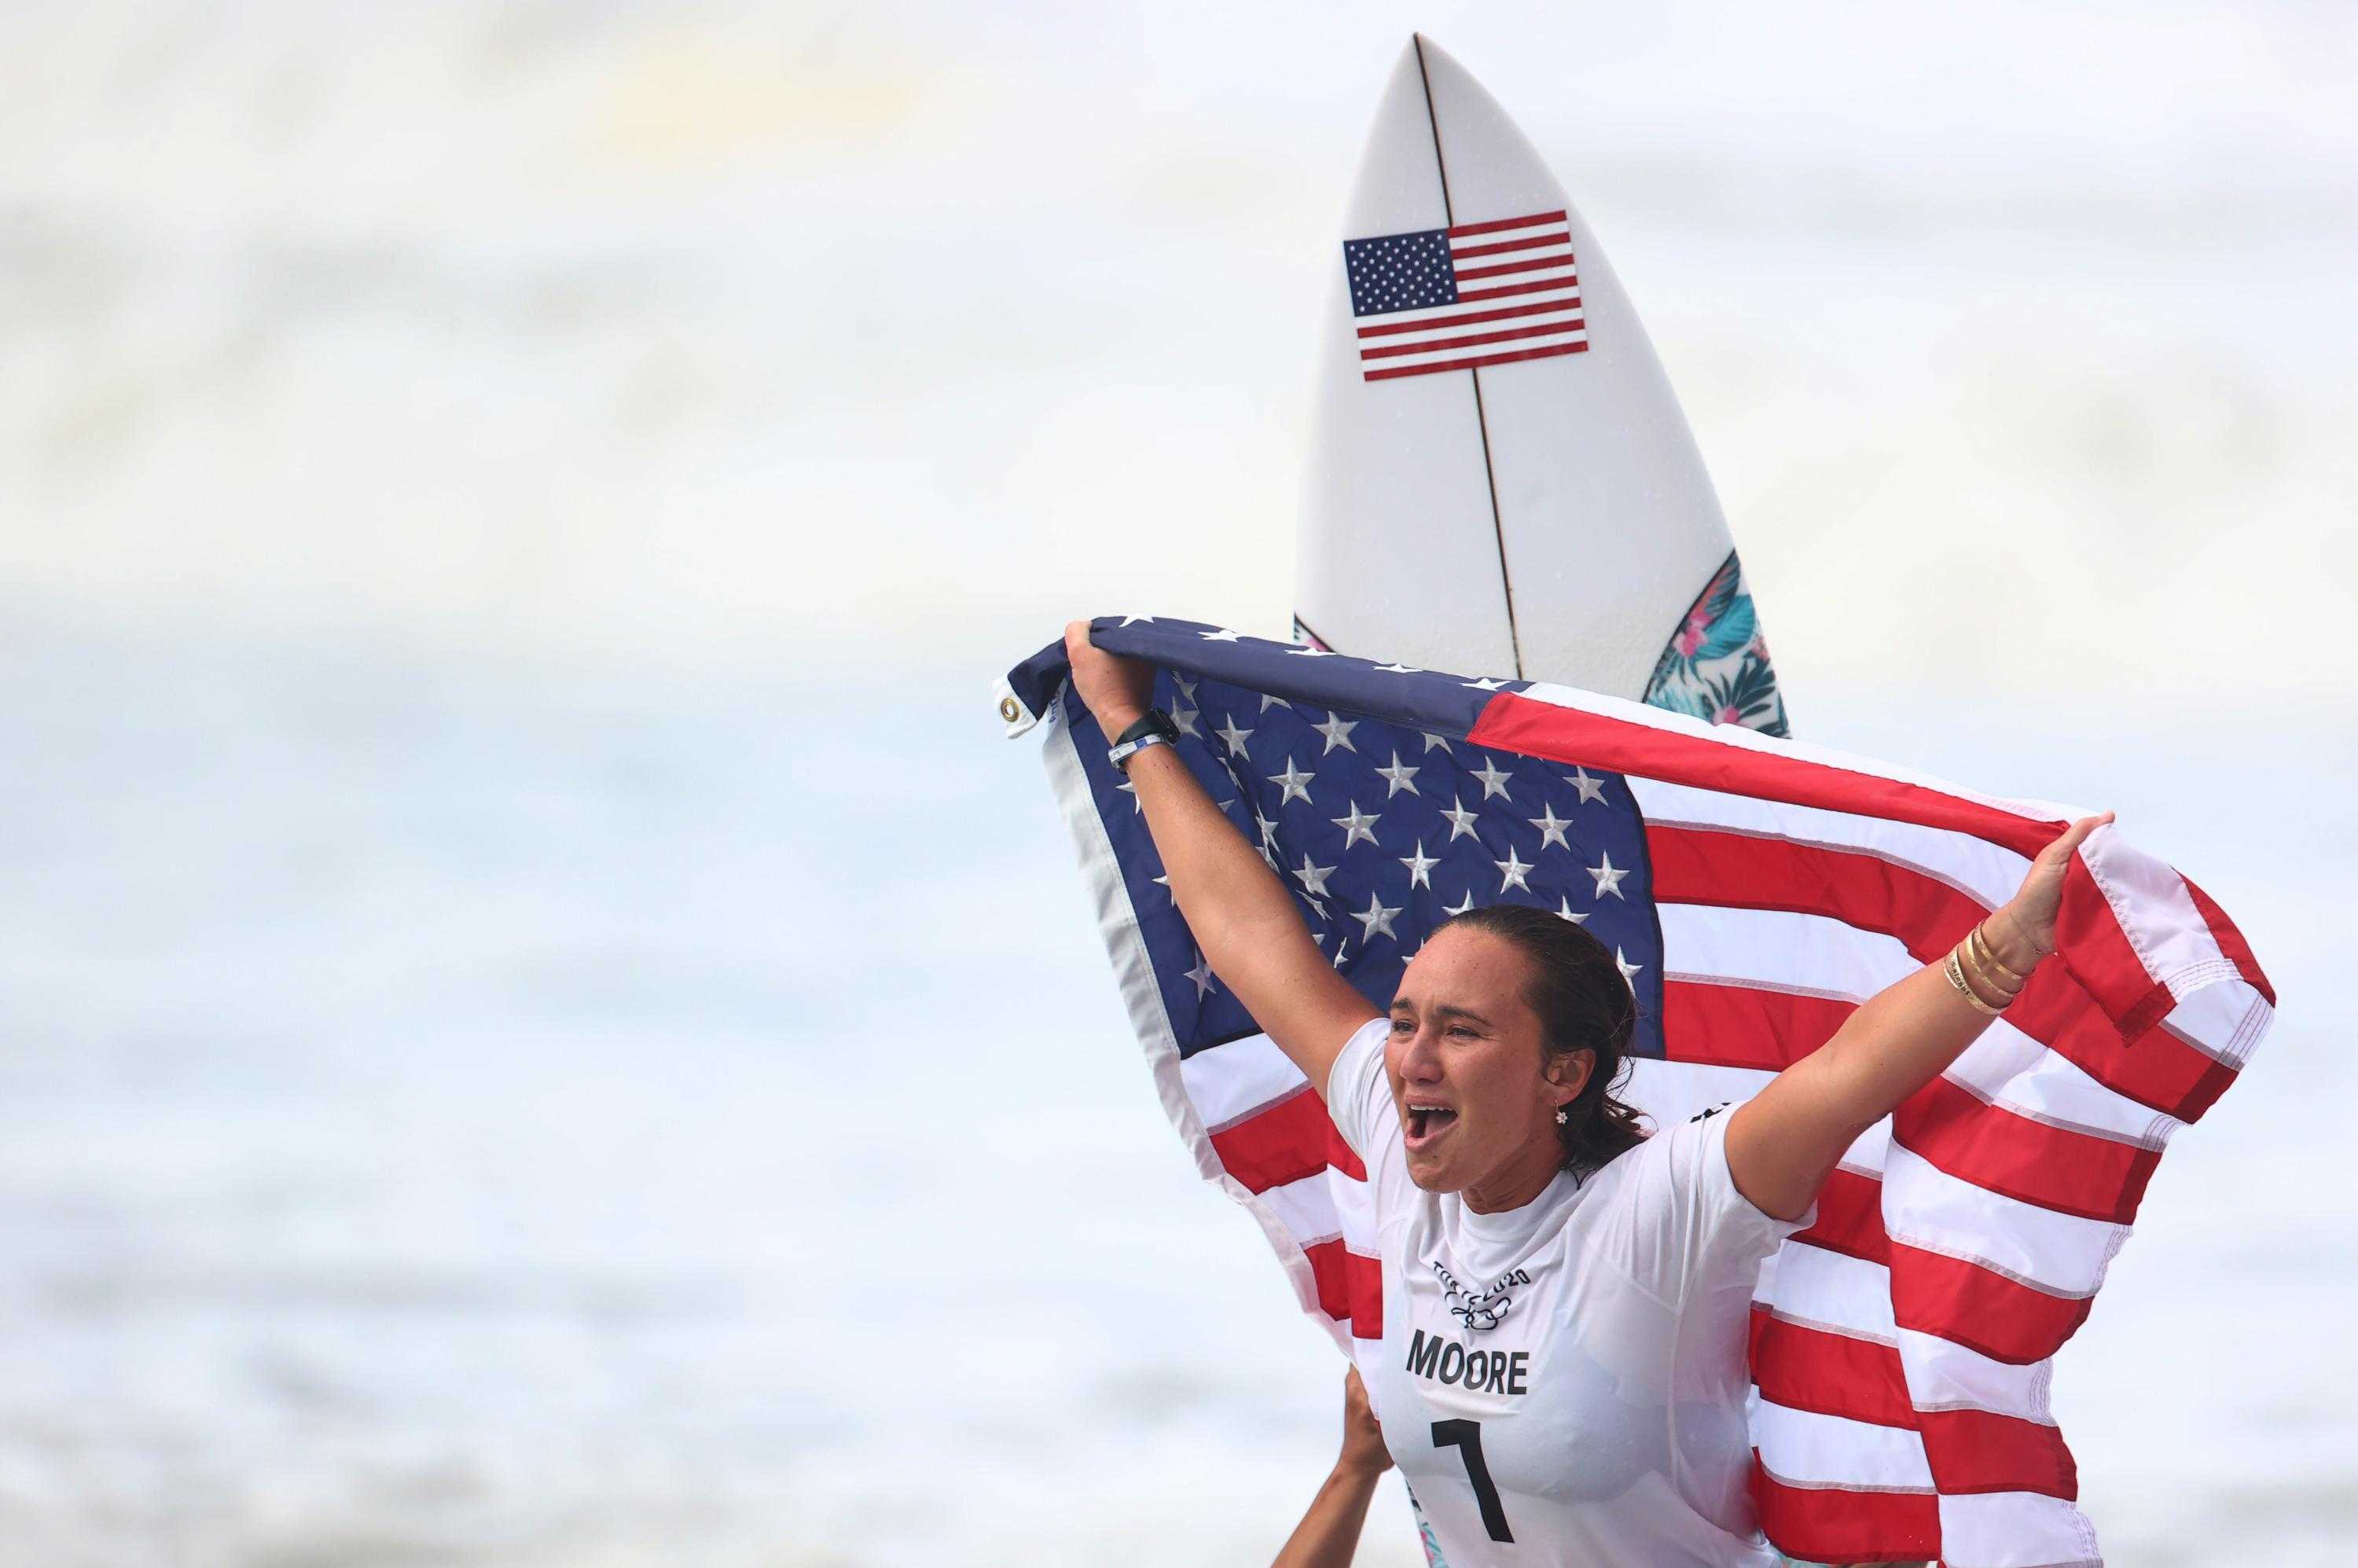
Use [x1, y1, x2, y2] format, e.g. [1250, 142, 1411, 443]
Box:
[1447, 239, 1576, 271]
[1936, 1490, 2102, 1567]
[1358, 326, 1589, 373]
[1447, 219, 1570, 251]
[1946, 1023, 2180, 1149]
[1618, 1056, 1776, 1129]
[2077, 826, 2239, 1002]
[1896, 1329, 2055, 1424]
[1178, 1032, 1308, 1130]
[1258, 1170, 1344, 1247]
[1761, 1242, 1897, 1345]
[1753, 1401, 1933, 1491]
[1357, 277, 1581, 329]
[1657, 902, 1916, 1000]
[1329, 1167, 1378, 1257]
[1630, 774, 2033, 912]
[1357, 298, 1584, 344]
[2160, 977, 2270, 1069]
[1880, 1145, 2126, 1298]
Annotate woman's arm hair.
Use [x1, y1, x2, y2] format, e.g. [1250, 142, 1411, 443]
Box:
[1271, 1368, 1394, 1568]
[1725, 812, 2113, 1221]
[1063, 622, 1380, 1093]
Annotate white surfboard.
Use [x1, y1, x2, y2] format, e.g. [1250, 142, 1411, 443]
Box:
[1298, 35, 1788, 737]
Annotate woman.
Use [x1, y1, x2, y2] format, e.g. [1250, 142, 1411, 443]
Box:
[1064, 623, 2110, 1568]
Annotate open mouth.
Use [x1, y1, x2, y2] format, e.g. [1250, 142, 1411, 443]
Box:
[1405, 1103, 1459, 1150]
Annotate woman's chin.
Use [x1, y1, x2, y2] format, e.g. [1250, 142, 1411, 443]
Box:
[1403, 1151, 1461, 1192]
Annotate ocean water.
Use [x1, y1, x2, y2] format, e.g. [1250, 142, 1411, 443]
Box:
[0, 629, 2348, 1566]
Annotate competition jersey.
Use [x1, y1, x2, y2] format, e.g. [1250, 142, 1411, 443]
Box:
[1326, 1019, 1807, 1567]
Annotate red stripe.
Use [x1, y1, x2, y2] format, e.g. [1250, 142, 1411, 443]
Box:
[1473, 689, 2066, 858]
[1445, 208, 1566, 237]
[1447, 229, 1571, 260]
[1793, 1170, 1890, 1265]
[1360, 318, 1586, 361]
[1449, 252, 1577, 284]
[1361, 340, 1588, 381]
[2009, 973, 2238, 1122]
[1751, 1312, 1916, 1428]
[1750, 1461, 1941, 1562]
[2183, 874, 2275, 1004]
[1918, 1406, 2078, 1498]
[1357, 297, 1584, 339]
[2055, 854, 2175, 1046]
[1663, 978, 1853, 1070]
[1302, 1238, 1382, 1339]
[1888, 1239, 2092, 1364]
[1893, 1074, 2160, 1225]
[1207, 1085, 1364, 1192]
[1453, 275, 1581, 305]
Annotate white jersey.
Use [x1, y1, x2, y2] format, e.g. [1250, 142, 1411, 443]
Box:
[1326, 1019, 1807, 1566]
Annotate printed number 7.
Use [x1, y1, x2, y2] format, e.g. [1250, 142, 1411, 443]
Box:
[1431, 1419, 1513, 1543]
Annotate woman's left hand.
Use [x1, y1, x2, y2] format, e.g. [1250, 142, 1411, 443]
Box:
[1995, 811, 2115, 963]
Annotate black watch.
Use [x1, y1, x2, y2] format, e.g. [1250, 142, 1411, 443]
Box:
[1107, 708, 1181, 773]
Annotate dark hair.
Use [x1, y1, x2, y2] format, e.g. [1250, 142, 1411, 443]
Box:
[1442, 904, 1650, 1181]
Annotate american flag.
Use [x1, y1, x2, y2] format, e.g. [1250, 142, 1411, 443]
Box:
[1000, 619, 2274, 1568]
[1343, 209, 1586, 381]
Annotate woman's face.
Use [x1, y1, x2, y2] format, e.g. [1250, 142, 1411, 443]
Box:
[1384, 924, 1592, 1203]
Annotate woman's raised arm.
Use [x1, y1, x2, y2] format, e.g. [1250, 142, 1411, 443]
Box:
[1725, 811, 2114, 1221]
[1063, 622, 1379, 1093]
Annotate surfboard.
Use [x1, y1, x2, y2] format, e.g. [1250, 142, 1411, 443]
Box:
[1297, 35, 1788, 738]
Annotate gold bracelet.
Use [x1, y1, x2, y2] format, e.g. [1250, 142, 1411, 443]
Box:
[1945, 946, 2008, 1015]
[1956, 932, 2023, 1006]
[1967, 923, 2029, 990]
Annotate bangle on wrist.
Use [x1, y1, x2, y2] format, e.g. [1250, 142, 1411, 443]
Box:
[1967, 924, 2029, 990]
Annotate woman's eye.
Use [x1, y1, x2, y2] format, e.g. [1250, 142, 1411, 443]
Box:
[1447, 1025, 1475, 1039]
[1388, 1018, 1412, 1036]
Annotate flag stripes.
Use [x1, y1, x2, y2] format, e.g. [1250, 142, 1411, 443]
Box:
[1346, 210, 1587, 380]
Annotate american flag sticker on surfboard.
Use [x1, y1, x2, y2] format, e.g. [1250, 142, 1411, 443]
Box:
[1342, 209, 1587, 381]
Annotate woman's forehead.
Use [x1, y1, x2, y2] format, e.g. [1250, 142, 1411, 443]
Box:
[1395, 924, 1531, 1006]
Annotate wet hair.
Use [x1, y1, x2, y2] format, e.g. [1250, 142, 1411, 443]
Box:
[1441, 904, 1650, 1181]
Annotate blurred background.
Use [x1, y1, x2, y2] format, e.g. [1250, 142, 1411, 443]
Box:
[2, 2, 2352, 1563]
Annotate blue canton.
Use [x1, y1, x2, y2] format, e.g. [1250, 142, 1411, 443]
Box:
[1344, 228, 1459, 317]
[1049, 620, 1665, 1063]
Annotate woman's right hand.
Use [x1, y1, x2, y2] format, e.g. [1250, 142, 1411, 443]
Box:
[1337, 1366, 1393, 1478]
[1064, 619, 1156, 734]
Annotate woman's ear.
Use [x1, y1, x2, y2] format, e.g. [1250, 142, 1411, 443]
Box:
[1545, 1048, 1596, 1107]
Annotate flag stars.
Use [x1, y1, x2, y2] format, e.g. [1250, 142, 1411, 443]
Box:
[1570, 766, 1607, 806]
[1422, 732, 1453, 755]
[1556, 897, 1589, 925]
[1528, 802, 1572, 851]
[1214, 715, 1254, 755]
[1293, 854, 1337, 900]
[1313, 712, 1359, 754]
[1376, 753, 1420, 797]
[1614, 948, 1643, 986]
[1171, 707, 1200, 739]
[1463, 676, 1509, 692]
[1331, 801, 1382, 850]
[1443, 889, 1477, 917]
[1185, 956, 1216, 997]
[1398, 839, 1439, 890]
[1352, 893, 1404, 943]
[1495, 846, 1535, 894]
[1261, 694, 1293, 713]
[1471, 758, 1514, 801]
[1199, 627, 1245, 641]
[1268, 758, 1314, 806]
[1439, 795, 1481, 842]
[1588, 850, 1630, 900]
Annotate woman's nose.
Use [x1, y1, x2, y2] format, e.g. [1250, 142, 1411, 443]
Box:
[1398, 1027, 1444, 1080]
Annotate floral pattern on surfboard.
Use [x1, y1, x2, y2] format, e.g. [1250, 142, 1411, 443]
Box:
[1641, 549, 1790, 739]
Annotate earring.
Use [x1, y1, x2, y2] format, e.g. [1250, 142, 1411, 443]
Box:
[1555, 1108, 1568, 1126]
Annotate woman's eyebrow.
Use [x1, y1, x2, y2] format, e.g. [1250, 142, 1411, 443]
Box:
[1432, 1004, 1492, 1027]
